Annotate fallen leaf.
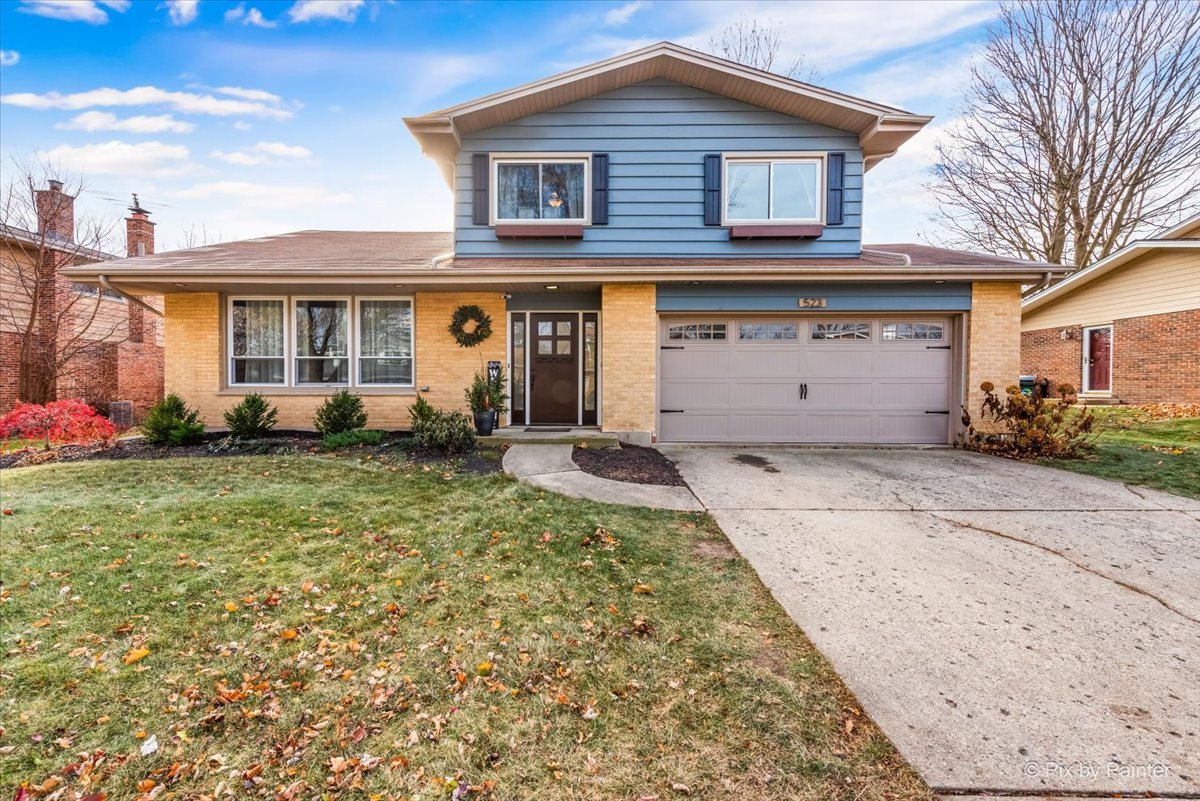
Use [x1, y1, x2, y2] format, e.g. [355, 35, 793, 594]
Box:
[123, 646, 150, 665]
[140, 734, 159, 755]
[280, 629, 298, 640]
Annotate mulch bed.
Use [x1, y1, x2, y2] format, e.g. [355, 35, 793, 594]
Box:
[0, 431, 503, 474]
[572, 443, 686, 486]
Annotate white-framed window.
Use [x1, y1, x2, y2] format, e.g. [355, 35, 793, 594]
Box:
[492, 155, 589, 223]
[72, 282, 126, 302]
[724, 155, 824, 224]
[229, 298, 286, 385]
[811, 321, 871, 341]
[882, 321, 945, 341]
[227, 295, 416, 389]
[357, 298, 414, 386]
[667, 322, 727, 341]
[738, 322, 798, 341]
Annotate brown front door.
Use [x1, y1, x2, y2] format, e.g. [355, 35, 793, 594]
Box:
[1085, 326, 1112, 392]
[530, 313, 579, 424]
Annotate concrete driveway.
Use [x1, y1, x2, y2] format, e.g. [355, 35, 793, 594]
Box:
[660, 446, 1200, 797]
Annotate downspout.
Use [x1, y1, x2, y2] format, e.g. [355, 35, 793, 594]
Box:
[430, 252, 455, 269]
[1022, 271, 1055, 299]
[860, 247, 912, 266]
[99, 275, 165, 318]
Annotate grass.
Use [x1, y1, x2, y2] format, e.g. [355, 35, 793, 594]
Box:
[1039, 408, 1200, 499]
[0, 454, 930, 800]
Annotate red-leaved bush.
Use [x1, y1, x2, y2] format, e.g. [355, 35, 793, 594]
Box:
[0, 398, 118, 449]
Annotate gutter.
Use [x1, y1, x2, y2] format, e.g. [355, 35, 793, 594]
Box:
[1021, 271, 1055, 299]
[430, 251, 455, 269]
[99, 275, 165, 318]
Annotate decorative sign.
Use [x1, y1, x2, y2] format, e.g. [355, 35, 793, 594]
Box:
[798, 297, 828, 308]
[487, 360, 502, 381]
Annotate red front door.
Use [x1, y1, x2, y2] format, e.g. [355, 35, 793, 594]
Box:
[1085, 326, 1111, 392]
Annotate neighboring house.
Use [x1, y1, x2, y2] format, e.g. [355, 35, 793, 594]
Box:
[64, 42, 1069, 444]
[0, 181, 164, 416]
[1022, 214, 1200, 404]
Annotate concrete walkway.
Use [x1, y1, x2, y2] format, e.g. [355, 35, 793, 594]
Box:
[662, 446, 1200, 798]
[502, 444, 703, 512]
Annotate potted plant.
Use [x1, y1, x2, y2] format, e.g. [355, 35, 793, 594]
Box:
[465, 367, 508, 436]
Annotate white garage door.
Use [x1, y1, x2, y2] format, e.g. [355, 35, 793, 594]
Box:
[658, 317, 954, 443]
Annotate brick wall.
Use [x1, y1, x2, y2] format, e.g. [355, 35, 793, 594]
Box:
[1024, 309, 1199, 403]
[600, 283, 656, 442]
[966, 282, 1023, 418]
[164, 291, 507, 430]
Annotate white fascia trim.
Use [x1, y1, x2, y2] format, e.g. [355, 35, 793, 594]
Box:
[1022, 240, 1200, 312]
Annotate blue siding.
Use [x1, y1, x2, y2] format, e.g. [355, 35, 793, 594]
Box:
[455, 79, 864, 259]
[656, 282, 972, 312]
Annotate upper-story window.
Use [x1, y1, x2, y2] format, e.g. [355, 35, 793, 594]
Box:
[724, 156, 823, 224]
[493, 156, 589, 223]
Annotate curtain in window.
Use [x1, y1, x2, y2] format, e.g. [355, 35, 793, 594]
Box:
[497, 162, 585, 220]
[359, 300, 413, 384]
[231, 299, 285, 384]
[295, 299, 348, 384]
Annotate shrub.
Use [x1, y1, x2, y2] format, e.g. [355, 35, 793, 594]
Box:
[465, 368, 510, 415]
[314, 390, 367, 435]
[142, 393, 205, 446]
[0, 398, 118, 449]
[322, 429, 385, 450]
[413, 409, 476, 454]
[223, 393, 279, 440]
[409, 394, 436, 428]
[959, 381, 1095, 458]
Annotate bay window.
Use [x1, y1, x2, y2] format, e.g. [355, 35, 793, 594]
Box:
[229, 295, 414, 389]
[725, 156, 823, 223]
[494, 157, 588, 222]
[230, 299, 285, 385]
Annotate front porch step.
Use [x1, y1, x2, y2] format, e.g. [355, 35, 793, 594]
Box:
[1076, 394, 1125, 406]
[484, 427, 620, 448]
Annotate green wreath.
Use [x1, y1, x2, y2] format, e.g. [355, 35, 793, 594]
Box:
[448, 304, 493, 348]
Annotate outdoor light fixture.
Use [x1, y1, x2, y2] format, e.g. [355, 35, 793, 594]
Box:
[544, 284, 559, 290]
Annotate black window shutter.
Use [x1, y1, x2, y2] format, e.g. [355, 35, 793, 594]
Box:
[471, 153, 489, 226]
[592, 153, 609, 225]
[826, 152, 845, 226]
[703, 154, 722, 226]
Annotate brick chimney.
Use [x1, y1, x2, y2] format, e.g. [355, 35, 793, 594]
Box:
[35, 179, 74, 242]
[125, 193, 155, 257]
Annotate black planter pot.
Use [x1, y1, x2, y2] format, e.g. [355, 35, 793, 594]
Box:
[474, 410, 496, 436]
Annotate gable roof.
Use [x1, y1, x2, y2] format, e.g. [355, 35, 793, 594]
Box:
[1022, 213, 1200, 313]
[404, 41, 933, 186]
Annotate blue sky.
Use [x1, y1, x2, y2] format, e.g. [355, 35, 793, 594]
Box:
[0, 0, 998, 250]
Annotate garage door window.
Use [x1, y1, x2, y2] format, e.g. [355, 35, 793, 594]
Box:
[668, 323, 727, 341]
[882, 322, 944, 341]
[811, 322, 871, 341]
[738, 322, 798, 341]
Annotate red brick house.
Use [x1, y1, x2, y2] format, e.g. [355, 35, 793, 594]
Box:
[0, 181, 164, 417]
[1021, 214, 1199, 404]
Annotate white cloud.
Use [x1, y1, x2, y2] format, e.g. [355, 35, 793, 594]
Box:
[605, 1, 648, 26]
[43, 140, 193, 177]
[224, 3, 243, 20]
[848, 44, 980, 110]
[243, 7, 275, 27]
[213, 86, 281, 104]
[56, 110, 197, 133]
[211, 141, 313, 165]
[288, 0, 363, 23]
[175, 181, 352, 209]
[17, 0, 130, 24]
[0, 50, 19, 67]
[1, 85, 293, 119]
[164, 0, 199, 25]
[677, 0, 997, 73]
[233, 120, 252, 131]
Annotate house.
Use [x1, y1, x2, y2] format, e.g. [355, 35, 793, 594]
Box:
[63, 42, 1070, 444]
[0, 181, 164, 416]
[1022, 214, 1199, 404]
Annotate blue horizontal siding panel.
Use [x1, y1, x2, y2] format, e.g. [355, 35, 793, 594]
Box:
[656, 282, 973, 312]
[455, 80, 864, 259]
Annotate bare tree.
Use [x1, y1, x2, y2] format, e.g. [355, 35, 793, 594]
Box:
[0, 158, 125, 405]
[177, 223, 221, 250]
[704, 19, 816, 81]
[929, 0, 1200, 267]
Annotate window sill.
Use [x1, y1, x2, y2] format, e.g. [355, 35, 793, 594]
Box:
[219, 387, 417, 396]
[728, 224, 824, 240]
[495, 223, 584, 240]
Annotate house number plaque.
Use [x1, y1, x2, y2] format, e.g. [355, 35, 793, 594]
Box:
[798, 297, 828, 308]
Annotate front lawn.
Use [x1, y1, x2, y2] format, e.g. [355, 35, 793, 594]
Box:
[0, 455, 929, 800]
[1039, 407, 1200, 499]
